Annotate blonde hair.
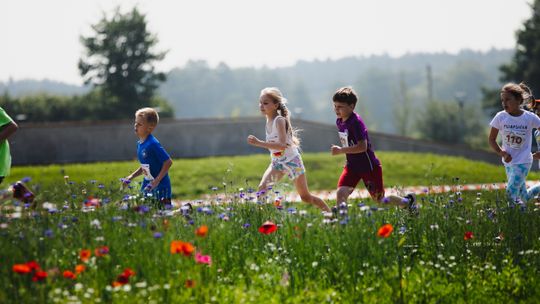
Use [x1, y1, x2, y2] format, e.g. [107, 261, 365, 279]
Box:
[501, 82, 533, 105]
[136, 107, 159, 126]
[260, 87, 300, 147]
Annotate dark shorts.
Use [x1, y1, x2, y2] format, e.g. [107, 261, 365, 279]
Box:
[337, 165, 385, 200]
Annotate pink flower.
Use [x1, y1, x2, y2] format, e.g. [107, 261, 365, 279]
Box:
[195, 252, 212, 266]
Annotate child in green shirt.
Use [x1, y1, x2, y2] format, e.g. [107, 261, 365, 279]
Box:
[0, 107, 18, 185]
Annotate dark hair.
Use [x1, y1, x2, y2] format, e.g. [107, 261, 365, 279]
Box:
[332, 87, 358, 106]
[501, 82, 533, 105]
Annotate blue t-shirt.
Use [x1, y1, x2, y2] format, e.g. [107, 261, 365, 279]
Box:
[137, 134, 171, 199]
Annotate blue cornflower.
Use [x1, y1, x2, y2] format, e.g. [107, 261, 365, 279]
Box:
[44, 229, 54, 238]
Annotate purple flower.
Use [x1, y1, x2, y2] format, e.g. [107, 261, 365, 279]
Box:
[90, 180, 97, 184]
[21, 177, 31, 183]
[98, 184, 105, 189]
[153, 232, 163, 239]
[44, 229, 54, 237]
[243, 223, 251, 228]
[382, 197, 390, 204]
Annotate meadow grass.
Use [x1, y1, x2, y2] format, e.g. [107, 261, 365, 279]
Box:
[2, 153, 540, 303]
[6, 151, 537, 199]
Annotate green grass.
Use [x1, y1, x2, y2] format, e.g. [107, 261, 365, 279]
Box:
[1, 184, 539, 303]
[6, 152, 536, 199]
[2, 153, 540, 302]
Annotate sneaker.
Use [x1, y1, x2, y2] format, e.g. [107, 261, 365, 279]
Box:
[12, 181, 35, 204]
[405, 193, 418, 215]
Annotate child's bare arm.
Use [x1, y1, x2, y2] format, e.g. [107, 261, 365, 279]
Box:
[247, 118, 288, 150]
[0, 121, 18, 141]
[125, 167, 144, 181]
[488, 127, 511, 162]
[148, 158, 173, 190]
[331, 140, 367, 155]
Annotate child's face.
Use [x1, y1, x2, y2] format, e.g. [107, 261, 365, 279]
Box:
[259, 94, 278, 116]
[134, 115, 154, 140]
[500, 92, 521, 114]
[333, 101, 355, 119]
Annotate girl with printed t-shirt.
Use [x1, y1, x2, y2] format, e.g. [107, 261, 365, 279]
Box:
[247, 87, 330, 212]
[489, 82, 540, 203]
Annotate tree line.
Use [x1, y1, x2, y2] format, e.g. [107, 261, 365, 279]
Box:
[2, 1, 540, 147]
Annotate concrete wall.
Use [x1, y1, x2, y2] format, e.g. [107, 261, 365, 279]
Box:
[10, 117, 500, 166]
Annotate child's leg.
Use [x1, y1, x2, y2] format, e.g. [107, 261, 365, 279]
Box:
[294, 174, 331, 212]
[526, 183, 540, 201]
[258, 163, 285, 192]
[505, 164, 530, 202]
[365, 166, 410, 207]
[336, 167, 361, 205]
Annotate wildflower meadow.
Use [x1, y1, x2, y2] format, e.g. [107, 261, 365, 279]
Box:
[1, 152, 540, 303]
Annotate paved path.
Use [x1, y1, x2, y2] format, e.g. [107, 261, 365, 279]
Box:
[175, 181, 539, 205]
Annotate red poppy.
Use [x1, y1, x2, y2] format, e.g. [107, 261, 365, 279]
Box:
[274, 199, 281, 207]
[25, 261, 40, 271]
[195, 225, 208, 237]
[94, 246, 110, 257]
[258, 221, 278, 235]
[114, 268, 135, 285]
[170, 241, 195, 256]
[377, 224, 394, 238]
[32, 271, 48, 282]
[75, 264, 86, 274]
[80, 249, 91, 262]
[464, 231, 474, 240]
[84, 196, 100, 207]
[13, 264, 32, 274]
[185, 279, 196, 288]
[63, 270, 77, 280]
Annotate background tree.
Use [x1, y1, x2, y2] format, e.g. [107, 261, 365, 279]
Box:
[78, 7, 169, 119]
[483, 0, 540, 114]
[416, 100, 482, 145]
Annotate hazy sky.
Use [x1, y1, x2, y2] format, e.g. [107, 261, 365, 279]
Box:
[0, 0, 533, 85]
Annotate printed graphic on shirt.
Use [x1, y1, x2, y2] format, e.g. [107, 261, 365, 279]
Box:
[338, 130, 349, 147]
[140, 164, 155, 181]
[503, 129, 526, 150]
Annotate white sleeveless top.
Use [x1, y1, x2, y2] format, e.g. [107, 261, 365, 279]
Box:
[265, 116, 299, 161]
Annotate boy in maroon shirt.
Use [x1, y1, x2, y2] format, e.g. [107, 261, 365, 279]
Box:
[330, 87, 416, 210]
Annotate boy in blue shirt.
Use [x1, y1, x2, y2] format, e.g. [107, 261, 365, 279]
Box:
[123, 107, 173, 207]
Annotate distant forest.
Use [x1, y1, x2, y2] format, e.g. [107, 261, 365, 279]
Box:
[0, 49, 512, 134]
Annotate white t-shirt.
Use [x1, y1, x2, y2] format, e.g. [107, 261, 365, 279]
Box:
[490, 110, 540, 165]
[265, 116, 299, 162]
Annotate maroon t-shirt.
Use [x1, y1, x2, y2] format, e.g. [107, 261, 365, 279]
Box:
[336, 112, 381, 172]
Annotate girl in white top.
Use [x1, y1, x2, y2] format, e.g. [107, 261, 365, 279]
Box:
[489, 82, 540, 203]
[247, 87, 331, 212]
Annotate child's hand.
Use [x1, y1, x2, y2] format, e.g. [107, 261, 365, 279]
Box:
[501, 151, 512, 163]
[533, 152, 540, 160]
[146, 180, 159, 191]
[331, 145, 342, 155]
[247, 135, 261, 146]
[121, 177, 131, 189]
